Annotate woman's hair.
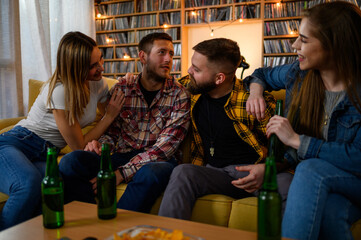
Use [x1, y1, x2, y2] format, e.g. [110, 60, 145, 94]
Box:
[288, 1, 361, 138]
[46, 31, 97, 125]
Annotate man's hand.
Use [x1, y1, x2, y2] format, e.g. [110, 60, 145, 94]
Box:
[231, 164, 265, 193]
[84, 140, 102, 155]
[246, 83, 266, 121]
[115, 169, 124, 185]
[89, 170, 124, 195]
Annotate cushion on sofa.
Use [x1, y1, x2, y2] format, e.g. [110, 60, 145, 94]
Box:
[228, 197, 258, 232]
[0, 192, 9, 212]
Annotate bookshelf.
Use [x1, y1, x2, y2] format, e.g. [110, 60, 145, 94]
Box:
[95, 0, 182, 79]
[95, 0, 361, 75]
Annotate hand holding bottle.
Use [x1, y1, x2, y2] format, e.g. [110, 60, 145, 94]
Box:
[266, 115, 300, 150]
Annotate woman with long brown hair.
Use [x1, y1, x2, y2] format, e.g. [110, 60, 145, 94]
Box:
[245, 2, 361, 239]
[0, 31, 124, 230]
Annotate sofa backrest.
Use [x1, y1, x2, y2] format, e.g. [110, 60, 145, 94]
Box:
[27, 78, 118, 114]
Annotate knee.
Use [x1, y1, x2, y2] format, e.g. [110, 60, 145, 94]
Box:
[169, 164, 200, 182]
[14, 170, 42, 197]
[294, 159, 324, 178]
[59, 150, 88, 174]
[136, 162, 175, 183]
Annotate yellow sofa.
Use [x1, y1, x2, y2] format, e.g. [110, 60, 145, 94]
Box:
[1, 78, 361, 238]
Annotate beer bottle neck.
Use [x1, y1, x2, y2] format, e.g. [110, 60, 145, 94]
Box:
[100, 143, 112, 171]
[45, 149, 59, 177]
[262, 156, 278, 191]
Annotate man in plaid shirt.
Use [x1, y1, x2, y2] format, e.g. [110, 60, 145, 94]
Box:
[158, 38, 293, 220]
[59, 32, 190, 213]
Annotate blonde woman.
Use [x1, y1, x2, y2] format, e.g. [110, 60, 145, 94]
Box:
[0, 31, 124, 230]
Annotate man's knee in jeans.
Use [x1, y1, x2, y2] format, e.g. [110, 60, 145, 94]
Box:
[135, 161, 176, 184]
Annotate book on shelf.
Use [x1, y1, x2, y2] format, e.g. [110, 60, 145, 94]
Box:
[185, 9, 208, 24]
[209, 6, 232, 22]
[264, 39, 294, 54]
[104, 61, 136, 74]
[185, 0, 233, 8]
[137, 0, 159, 12]
[115, 17, 130, 30]
[106, 2, 134, 15]
[264, 1, 308, 18]
[263, 56, 298, 67]
[115, 47, 139, 59]
[172, 59, 181, 72]
[264, 20, 300, 36]
[96, 19, 113, 31]
[130, 14, 157, 28]
[97, 32, 136, 45]
[159, 12, 181, 25]
[173, 43, 181, 56]
[135, 28, 179, 43]
[160, 0, 181, 10]
[235, 4, 260, 19]
[100, 47, 114, 59]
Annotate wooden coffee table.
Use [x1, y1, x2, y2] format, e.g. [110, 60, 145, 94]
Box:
[0, 201, 259, 240]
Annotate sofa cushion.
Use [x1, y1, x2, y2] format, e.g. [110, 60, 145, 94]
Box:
[191, 194, 234, 227]
[0, 192, 9, 212]
[228, 197, 258, 232]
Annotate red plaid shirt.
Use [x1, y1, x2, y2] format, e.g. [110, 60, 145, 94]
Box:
[98, 74, 190, 182]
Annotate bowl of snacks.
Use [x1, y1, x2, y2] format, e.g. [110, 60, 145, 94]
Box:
[106, 225, 204, 240]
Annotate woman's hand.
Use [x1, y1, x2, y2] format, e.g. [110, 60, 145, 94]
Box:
[104, 88, 125, 121]
[266, 115, 300, 149]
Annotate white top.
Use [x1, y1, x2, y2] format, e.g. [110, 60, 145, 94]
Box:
[17, 79, 109, 149]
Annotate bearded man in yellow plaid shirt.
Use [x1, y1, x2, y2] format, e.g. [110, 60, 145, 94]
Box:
[158, 38, 293, 220]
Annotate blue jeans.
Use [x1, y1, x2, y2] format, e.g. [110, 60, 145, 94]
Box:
[0, 126, 56, 230]
[59, 150, 177, 213]
[282, 159, 361, 240]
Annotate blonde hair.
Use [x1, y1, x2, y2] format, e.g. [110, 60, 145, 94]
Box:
[288, 2, 361, 138]
[46, 31, 97, 125]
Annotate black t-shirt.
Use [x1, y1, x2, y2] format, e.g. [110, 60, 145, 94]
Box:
[194, 94, 259, 168]
[139, 80, 160, 107]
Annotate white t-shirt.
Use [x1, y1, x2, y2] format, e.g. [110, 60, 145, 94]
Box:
[17, 79, 109, 149]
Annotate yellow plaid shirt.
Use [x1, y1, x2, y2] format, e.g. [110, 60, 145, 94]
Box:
[178, 75, 276, 166]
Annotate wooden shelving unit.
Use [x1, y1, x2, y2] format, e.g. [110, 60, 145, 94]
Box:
[94, 0, 361, 75]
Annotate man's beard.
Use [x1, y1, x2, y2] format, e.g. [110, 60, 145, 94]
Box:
[187, 74, 217, 95]
[144, 64, 169, 83]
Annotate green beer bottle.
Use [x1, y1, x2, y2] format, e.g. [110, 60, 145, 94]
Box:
[257, 155, 282, 240]
[41, 147, 64, 229]
[257, 100, 283, 240]
[268, 100, 285, 162]
[97, 143, 117, 219]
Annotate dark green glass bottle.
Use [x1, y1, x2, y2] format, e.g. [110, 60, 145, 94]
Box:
[97, 143, 117, 219]
[258, 100, 284, 240]
[41, 147, 64, 229]
[268, 100, 285, 162]
[258, 155, 282, 240]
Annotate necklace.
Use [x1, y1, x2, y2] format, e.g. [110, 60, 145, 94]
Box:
[205, 95, 226, 158]
[323, 91, 344, 125]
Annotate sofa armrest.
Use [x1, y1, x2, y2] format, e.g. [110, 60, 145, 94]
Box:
[0, 116, 26, 134]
